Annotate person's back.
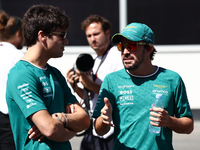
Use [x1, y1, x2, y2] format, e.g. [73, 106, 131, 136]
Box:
[0, 10, 24, 150]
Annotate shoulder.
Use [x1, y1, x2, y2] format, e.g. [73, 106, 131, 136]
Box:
[108, 46, 121, 55]
[47, 64, 63, 77]
[104, 46, 123, 68]
[107, 46, 122, 62]
[159, 67, 181, 78]
[158, 67, 183, 85]
[8, 61, 39, 83]
[0, 43, 24, 58]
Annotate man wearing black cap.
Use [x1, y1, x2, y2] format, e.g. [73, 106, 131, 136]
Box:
[92, 22, 194, 150]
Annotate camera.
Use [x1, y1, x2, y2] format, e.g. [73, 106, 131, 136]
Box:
[71, 53, 94, 73]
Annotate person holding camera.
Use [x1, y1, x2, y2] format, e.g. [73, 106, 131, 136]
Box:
[66, 15, 123, 150]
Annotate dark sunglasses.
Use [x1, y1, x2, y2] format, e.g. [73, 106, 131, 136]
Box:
[117, 42, 147, 52]
[50, 31, 67, 40]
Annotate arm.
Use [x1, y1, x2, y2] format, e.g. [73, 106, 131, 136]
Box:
[64, 102, 90, 132]
[29, 103, 90, 141]
[29, 109, 76, 142]
[149, 107, 194, 134]
[94, 97, 114, 136]
[44, 103, 90, 132]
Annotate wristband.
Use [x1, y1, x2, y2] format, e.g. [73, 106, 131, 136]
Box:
[55, 113, 62, 122]
[62, 112, 68, 127]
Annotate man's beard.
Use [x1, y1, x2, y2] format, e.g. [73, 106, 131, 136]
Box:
[124, 48, 146, 72]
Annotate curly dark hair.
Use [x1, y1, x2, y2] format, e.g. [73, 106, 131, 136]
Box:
[81, 14, 111, 32]
[23, 5, 70, 47]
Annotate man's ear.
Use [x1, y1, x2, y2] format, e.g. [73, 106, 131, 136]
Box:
[15, 31, 20, 37]
[146, 44, 154, 53]
[105, 29, 110, 38]
[38, 30, 47, 42]
[14, 31, 22, 40]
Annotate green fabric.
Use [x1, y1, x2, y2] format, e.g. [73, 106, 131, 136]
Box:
[93, 67, 193, 150]
[6, 60, 78, 150]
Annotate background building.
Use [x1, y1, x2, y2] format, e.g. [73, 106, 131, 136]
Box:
[1, 0, 200, 45]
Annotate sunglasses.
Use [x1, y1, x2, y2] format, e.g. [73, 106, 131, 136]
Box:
[50, 31, 67, 40]
[117, 42, 147, 52]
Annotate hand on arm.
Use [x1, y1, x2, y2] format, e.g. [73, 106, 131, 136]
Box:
[64, 102, 90, 132]
[28, 125, 45, 142]
[149, 107, 194, 134]
[29, 103, 90, 142]
[29, 110, 76, 142]
[94, 97, 114, 136]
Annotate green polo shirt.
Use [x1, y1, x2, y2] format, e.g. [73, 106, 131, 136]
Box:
[6, 60, 78, 150]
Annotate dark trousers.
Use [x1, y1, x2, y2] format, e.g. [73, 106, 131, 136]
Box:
[0, 112, 15, 150]
[80, 130, 113, 150]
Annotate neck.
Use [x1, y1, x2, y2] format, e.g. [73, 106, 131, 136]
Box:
[96, 42, 111, 57]
[22, 45, 49, 69]
[129, 64, 157, 76]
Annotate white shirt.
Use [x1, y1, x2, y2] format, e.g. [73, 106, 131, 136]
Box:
[92, 46, 124, 138]
[0, 42, 24, 114]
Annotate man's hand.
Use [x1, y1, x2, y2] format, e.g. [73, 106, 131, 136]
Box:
[76, 70, 101, 94]
[28, 125, 45, 142]
[52, 113, 67, 125]
[66, 104, 77, 113]
[94, 97, 114, 136]
[149, 107, 194, 134]
[28, 113, 68, 142]
[101, 97, 115, 127]
[66, 68, 79, 89]
[75, 70, 92, 88]
[149, 107, 170, 127]
[28, 105, 77, 142]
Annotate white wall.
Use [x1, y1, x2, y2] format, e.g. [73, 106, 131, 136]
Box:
[22, 45, 200, 109]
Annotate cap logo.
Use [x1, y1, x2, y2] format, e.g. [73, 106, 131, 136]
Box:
[124, 26, 137, 29]
[123, 29, 137, 33]
[144, 36, 152, 42]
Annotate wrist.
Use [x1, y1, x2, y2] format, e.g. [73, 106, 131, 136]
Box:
[62, 112, 68, 127]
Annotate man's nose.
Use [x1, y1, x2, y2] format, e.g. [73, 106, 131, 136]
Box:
[122, 47, 130, 54]
[63, 38, 69, 45]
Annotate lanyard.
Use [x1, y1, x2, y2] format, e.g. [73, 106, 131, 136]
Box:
[93, 44, 112, 81]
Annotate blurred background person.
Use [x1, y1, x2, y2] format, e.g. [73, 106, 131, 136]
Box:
[67, 15, 123, 150]
[0, 10, 24, 150]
